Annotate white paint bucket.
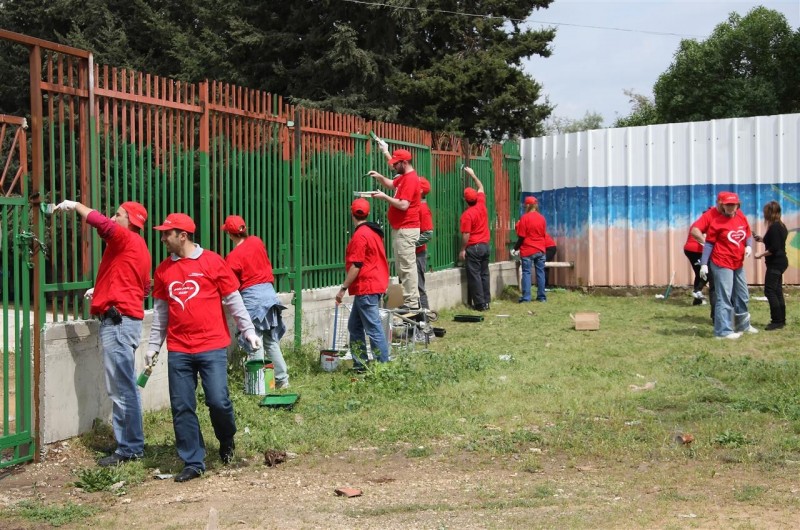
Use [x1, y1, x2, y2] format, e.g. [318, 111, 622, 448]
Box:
[320, 350, 339, 372]
[244, 361, 273, 395]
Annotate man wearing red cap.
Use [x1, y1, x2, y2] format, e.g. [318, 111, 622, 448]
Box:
[459, 167, 491, 310]
[221, 215, 289, 389]
[335, 199, 390, 372]
[368, 148, 421, 311]
[513, 196, 547, 303]
[54, 199, 151, 466]
[699, 193, 757, 339]
[147, 213, 261, 482]
[415, 177, 434, 310]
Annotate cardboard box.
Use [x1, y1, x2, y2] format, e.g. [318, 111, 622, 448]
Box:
[572, 312, 600, 331]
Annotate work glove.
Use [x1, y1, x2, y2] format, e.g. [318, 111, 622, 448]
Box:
[699, 265, 708, 281]
[55, 200, 78, 211]
[745, 245, 752, 258]
[84, 287, 94, 300]
[145, 351, 158, 367]
[510, 249, 520, 258]
[244, 330, 262, 351]
[376, 137, 389, 154]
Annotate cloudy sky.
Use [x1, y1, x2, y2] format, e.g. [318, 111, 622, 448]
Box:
[522, 0, 800, 126]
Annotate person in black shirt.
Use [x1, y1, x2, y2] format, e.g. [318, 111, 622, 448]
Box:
[754, 201, 788, 330]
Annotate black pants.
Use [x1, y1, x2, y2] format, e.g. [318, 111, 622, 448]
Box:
[764, 265, 787, 324]
[545, 246, 557, 287]
[683, 249, 709, 292]
[416, 250, 429, 310]
[465, 243, 490, 308]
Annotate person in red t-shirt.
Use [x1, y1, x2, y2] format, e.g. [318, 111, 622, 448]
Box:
[221, 215, 289, 389]
[699, 193, 757, 339]
[684, 207, 715, 306]
[55, 199, 151, 467]
[147, 213, 261, 482]
[513, 196, 547, 303]
[368, 148, 421, 311]
[415, 177, 434, 310]
[459, 167, 491, 311]
[335, 199, 390, 372]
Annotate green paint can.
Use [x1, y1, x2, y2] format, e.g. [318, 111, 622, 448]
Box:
[244, 361, 275, 395]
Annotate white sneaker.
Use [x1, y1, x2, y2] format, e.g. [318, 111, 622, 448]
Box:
[275, 380, 290, 390]
[743, 326, 759, 334]
[692, 291, 705, 300]
[716, 332, 742, 340]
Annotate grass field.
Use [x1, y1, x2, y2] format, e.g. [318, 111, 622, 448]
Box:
[4, 286, 800, 528]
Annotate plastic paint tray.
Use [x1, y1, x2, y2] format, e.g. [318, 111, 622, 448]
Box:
[259, 393, 300, 409]
[453, 314, 484, 323]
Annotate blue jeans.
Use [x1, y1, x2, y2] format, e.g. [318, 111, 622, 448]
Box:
[348, 294, 389, 367]
[710, 262, 750, 337]
[168, 349, 236, 472]
[520, 252, 547, 302]
[100, 316, 145, 457]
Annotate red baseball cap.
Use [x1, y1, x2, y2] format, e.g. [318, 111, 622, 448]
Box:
[464, 187, 478, 202]
[716, 191, 730, 202]
[419, 177, 431, 195]
[524, 196, 538, 206]
[720, 193, 740, 205]
[221, 215, 247, 235]
[388, 149, 412, 165]
[121, 201, 147, 229]
[153, 213, 196, 233]
[351, 198, 370, 217]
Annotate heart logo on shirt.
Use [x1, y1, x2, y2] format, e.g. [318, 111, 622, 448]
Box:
[727, 229, 746, 247]
[168, 280, 199, 310]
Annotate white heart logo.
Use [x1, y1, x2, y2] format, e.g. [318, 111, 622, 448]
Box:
[168, 280, 199, 310]
[727, 229, 746, 247]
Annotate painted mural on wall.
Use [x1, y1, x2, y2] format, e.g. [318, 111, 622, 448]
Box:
[520, 114, 800, 287]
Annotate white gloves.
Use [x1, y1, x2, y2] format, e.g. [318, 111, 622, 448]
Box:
[55, 200, 78, 211]
[510, 249, 520, 258]
[244, 331, 262, 351]
[145, 351, 158, 367]
[84, 287, 94, 300]
[745, 246, 752, 258]
[699, 265, 708, 281]
[376, 138, 389, 154]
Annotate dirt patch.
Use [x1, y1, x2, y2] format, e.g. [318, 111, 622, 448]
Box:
[2, 442, 800, 529]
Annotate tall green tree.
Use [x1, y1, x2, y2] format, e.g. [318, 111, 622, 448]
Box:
[654, 6, 800, 123]
[0, 0, 556, 142]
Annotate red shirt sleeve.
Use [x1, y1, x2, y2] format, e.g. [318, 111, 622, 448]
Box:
[213, 254, 241, 297]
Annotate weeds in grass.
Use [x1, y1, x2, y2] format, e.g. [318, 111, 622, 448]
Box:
[10, 500, 97, 527]
[713, 430, 749, 447]
[734, 484, 766, 502]
[73, 463, 146, 494]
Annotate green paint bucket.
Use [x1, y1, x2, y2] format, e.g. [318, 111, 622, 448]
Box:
[244, 361, 275, 395]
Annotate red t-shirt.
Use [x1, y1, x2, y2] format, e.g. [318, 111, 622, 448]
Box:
[153, 248, 240, 353]
[515, 211, 547, 257]
[416, 202, 434, 255]
[460, 192, 490, 246]
[345, 223, 389, 296]
[387, 170, 421, 229]
[683, 207, 716, 253]
[88, 211, 151, 319]
[706, 213, 752, 270]
[224, 235, 274, 289]
[544, 233, 556, 249]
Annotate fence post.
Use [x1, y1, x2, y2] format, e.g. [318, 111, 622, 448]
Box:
[198, 81, 210, 247]
[291, 109, 303, 348]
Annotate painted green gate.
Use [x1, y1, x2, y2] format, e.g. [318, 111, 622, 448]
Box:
[0, 115, 35, 468]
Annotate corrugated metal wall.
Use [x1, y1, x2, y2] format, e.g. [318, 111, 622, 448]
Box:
[520, 113, 800, 287]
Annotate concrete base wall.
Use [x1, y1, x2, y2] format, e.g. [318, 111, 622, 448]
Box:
[39, 262, 517, 444]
